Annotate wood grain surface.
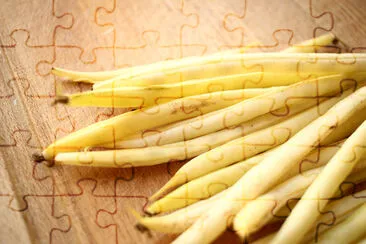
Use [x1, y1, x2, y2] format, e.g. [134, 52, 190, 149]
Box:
[0, 0, 365, 243]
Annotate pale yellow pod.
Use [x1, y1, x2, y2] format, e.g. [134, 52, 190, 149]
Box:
[301, 188, 366, 243]
[39, 73, 365, 161]
[123, 74, 366, 150]
[252, 188, 366, 244]
[151, 87, 359, 201]
[111, 82, 365, 150]
[56, 74, 289, 108]
[233, 166, 366, 241]
[133, 189, 228, 234]
[171, 86, 366, 244]
[53, 98, 319, 168]
[317, 204, 366, 244]
[93, 52, 366, 90]
[38, 88, 264, 161]
[51, 42, 260, 83]
[148, 137, 362, 214]
[283, 33, 336, 53]
[272, 120, 366, 244]
[136, 167, 366, 236]
[91, 34, 334, 89]
[103, 95, 319, 150]
[52, 34, 336, 83]
[146, 143, 342, 214]
[54, 144, 208, 168]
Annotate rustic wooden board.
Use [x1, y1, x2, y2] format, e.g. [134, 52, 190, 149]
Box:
[0, 0, 365, 243]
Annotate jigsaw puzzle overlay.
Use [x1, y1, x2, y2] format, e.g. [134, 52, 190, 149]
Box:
[0, 0, 365, 243]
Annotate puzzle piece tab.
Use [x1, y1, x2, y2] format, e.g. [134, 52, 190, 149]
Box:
[54, 0, 115, 62]
[182, 0, 246, 54]
[225, 0, 333, 50]
[96, 196, 173, 243]
[0, 196, 70, 244]
[52, 180, 115, 243]
[1, 30, 56, 97]
[0, 0, 72, 46]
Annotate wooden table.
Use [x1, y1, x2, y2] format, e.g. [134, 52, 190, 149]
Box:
[1, 0, 365, 243]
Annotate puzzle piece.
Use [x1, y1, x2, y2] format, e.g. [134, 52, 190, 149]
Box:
[53, 0, 115, 63]
[0, 77, 15, 99]
[0, 84, 56, 198]
[0, 0, 72, 47]
[96, 0, 196, 46]
[1, 31, 56, 97]
[115, 165, 179, 200]
[182, 0, 246, 54]
[0, 128, 39, 149]
[52, 166, 133, 196]
[0, 197, 30, 243]
[0, 141, 53, 203]
[51, 180, 116, 243]
[112, 31, 186, 68]
[225, 0, 333, 49]
[96, 195, 174, 243]
[41, 104, 76, 142]
[0, 88, 42, 150]
[95, 0, 204, 67]
[0, 86, 75, 151]
[0, 196, 70, 244]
